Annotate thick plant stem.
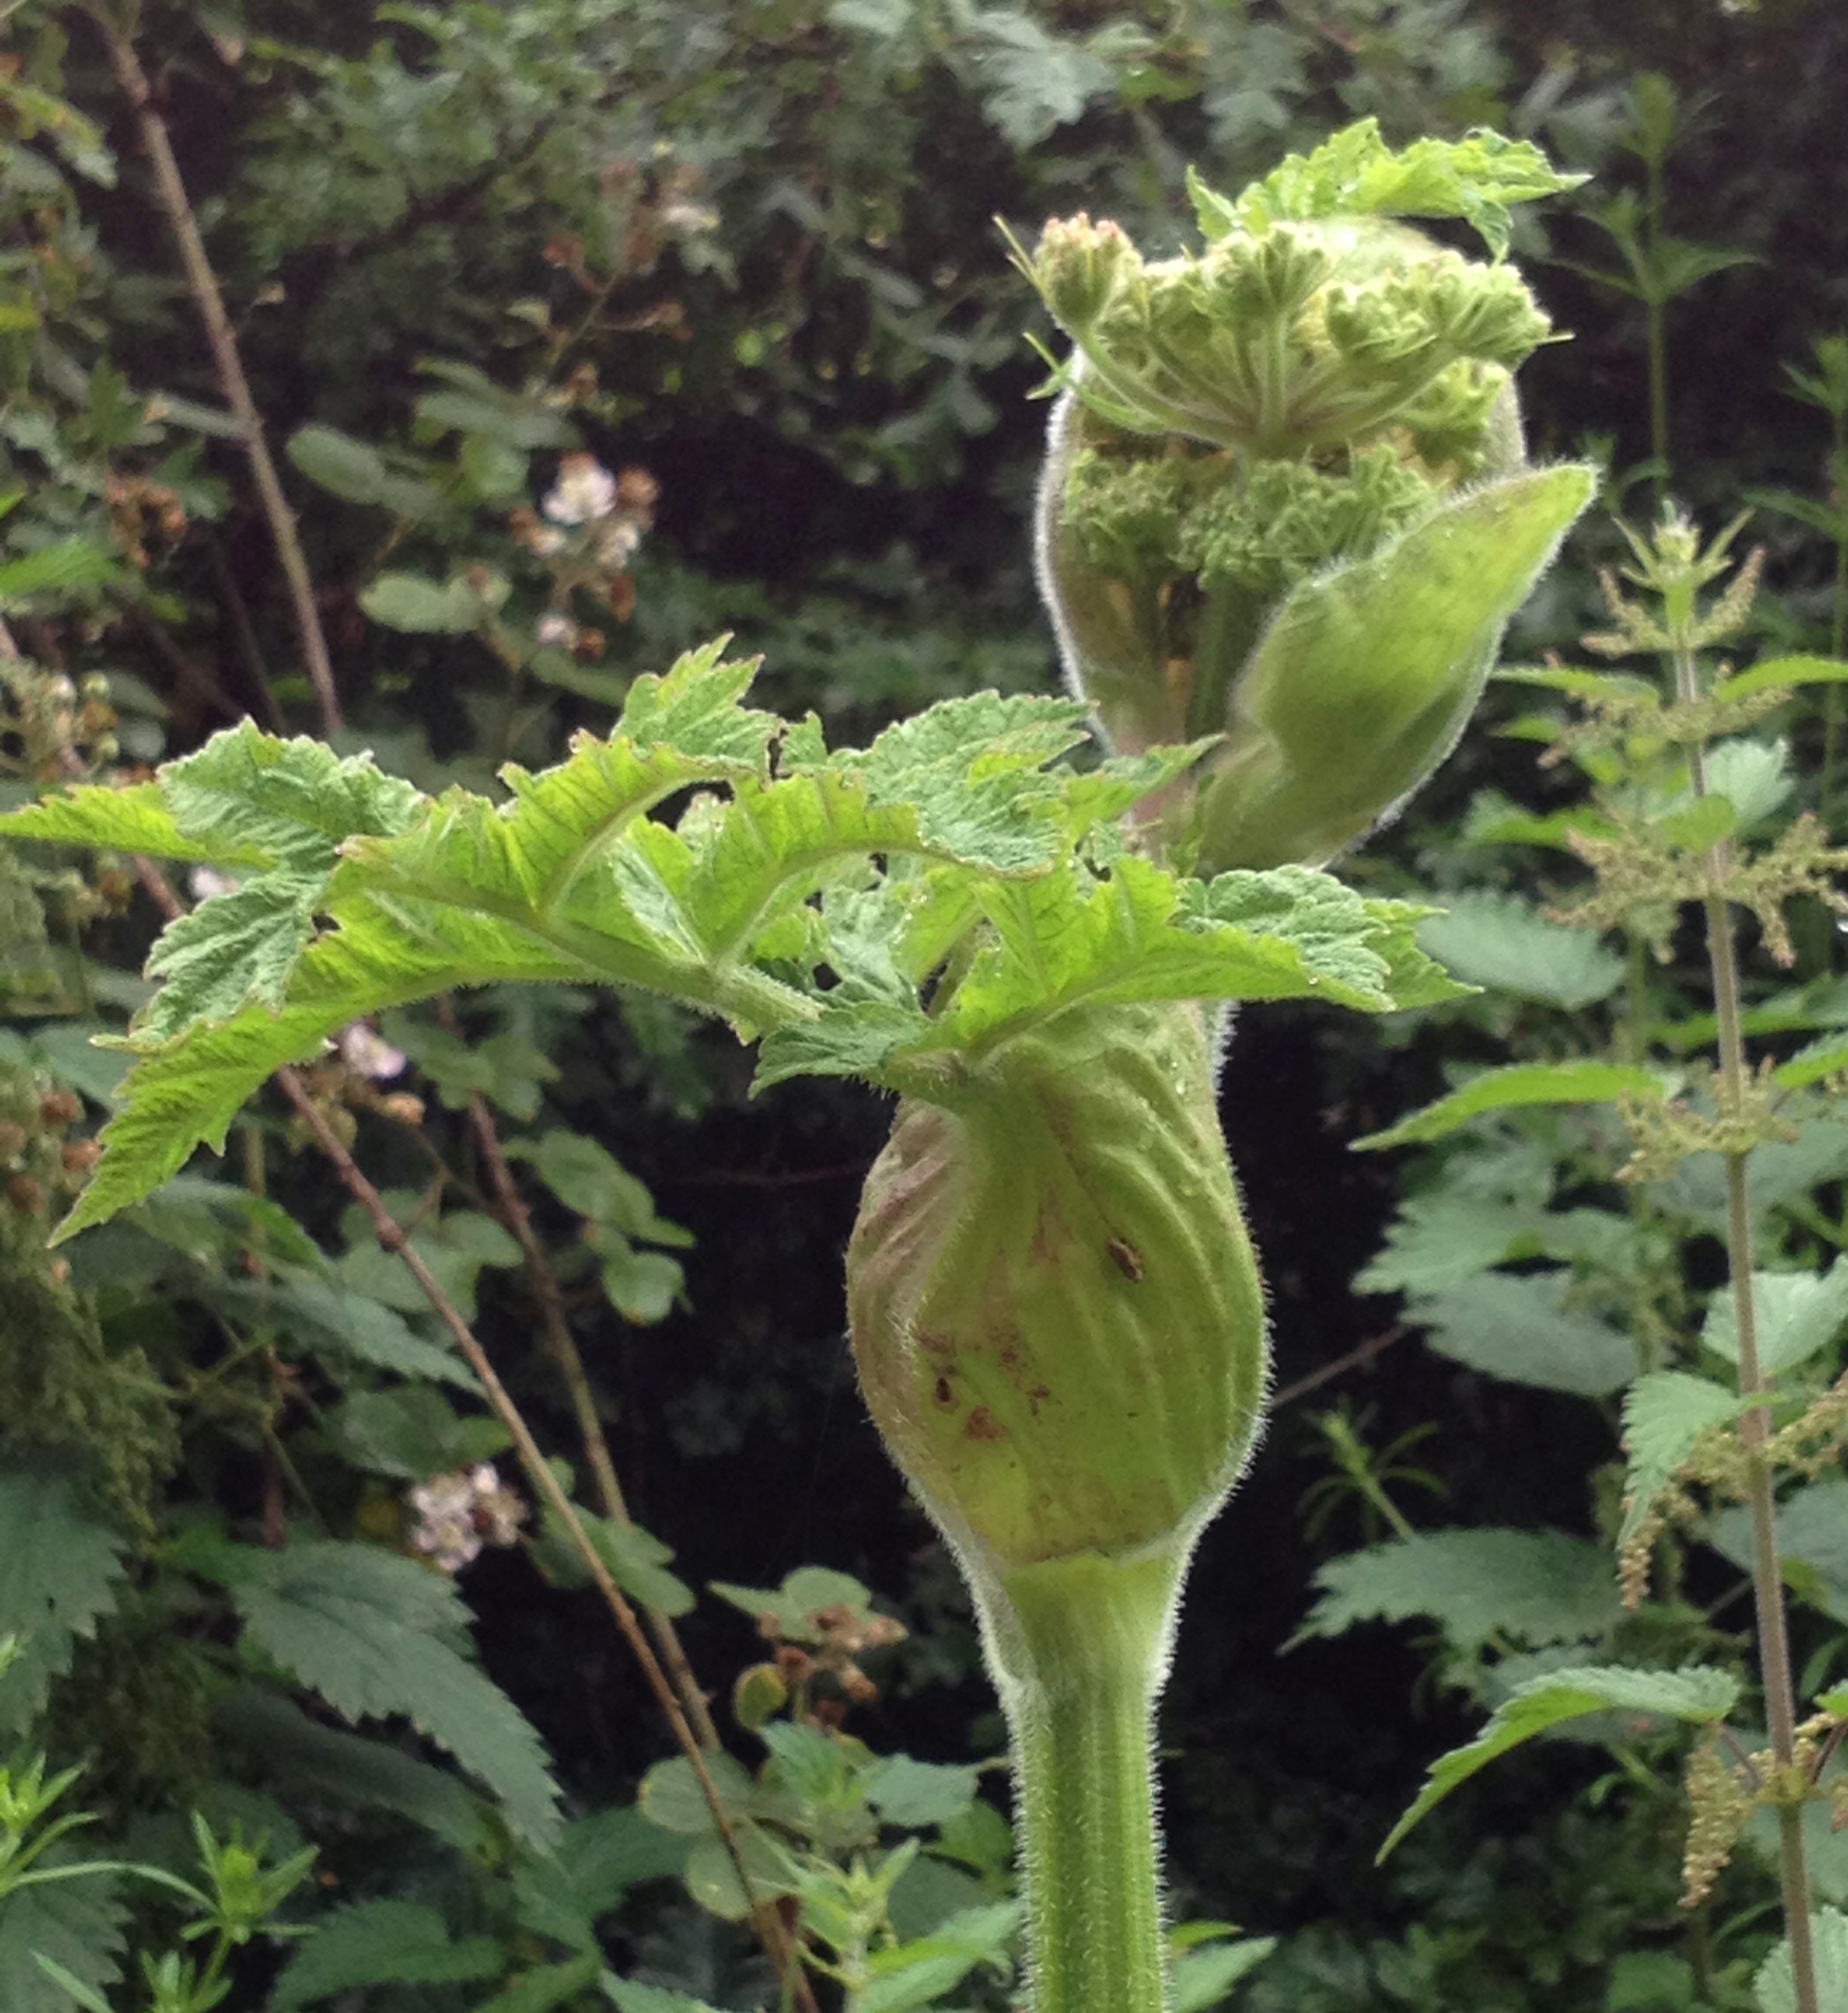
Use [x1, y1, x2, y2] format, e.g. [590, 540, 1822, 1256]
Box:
[981, 1548, 1183, 2013]
[1678, 644, 1820, 2013]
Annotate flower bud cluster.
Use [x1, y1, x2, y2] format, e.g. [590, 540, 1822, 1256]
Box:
[1020, 128, 1584, 870]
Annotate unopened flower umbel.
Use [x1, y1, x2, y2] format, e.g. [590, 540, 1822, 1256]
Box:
[1017, 120, 1593, 872]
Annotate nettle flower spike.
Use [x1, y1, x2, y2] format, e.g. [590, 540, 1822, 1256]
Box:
[1019, 119, 1595, 870]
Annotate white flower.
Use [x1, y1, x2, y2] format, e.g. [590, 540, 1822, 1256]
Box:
[535, 611, 574, 647]
[338, 1020, 407, 1081]
[409, 1472, 482, 1573]
[595, 518, 643, 569]
[190, 866, 242, 901]
[542, 452, 619, 525]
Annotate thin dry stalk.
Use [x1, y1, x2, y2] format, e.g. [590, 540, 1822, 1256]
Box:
[96, 20, 344, 734]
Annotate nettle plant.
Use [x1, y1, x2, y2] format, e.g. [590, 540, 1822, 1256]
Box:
[2, 125, 1594, 2011]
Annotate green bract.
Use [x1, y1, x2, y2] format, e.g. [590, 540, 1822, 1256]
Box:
[1017, 120, 1594, 871]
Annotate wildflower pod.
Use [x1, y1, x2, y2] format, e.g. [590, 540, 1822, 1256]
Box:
[846, 1000, 1265, 1582]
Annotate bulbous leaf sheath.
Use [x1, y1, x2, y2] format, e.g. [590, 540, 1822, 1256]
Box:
[847, 1001, 1266, 1580]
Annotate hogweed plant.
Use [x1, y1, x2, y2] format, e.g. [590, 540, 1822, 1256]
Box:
[0, 124, 1600, 2011]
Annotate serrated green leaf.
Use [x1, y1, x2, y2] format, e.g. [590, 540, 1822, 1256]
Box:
[1356, 1193, 1546, 1296]
[131, 724, 423, 1042]
[214, 1688, 492, 1854]
[1754, 1909, 1848, 2013]
[933, 859, 1455, 1054]
[269, 1899, 502, 2010]
[1240, 119, 1588, 256]
[1709, 1477, 1848, 1623]
[1379, 1663, 1738, 1860]
[54, 894, 595, 1240]
[0, 781, 267, 866]
[1705, 736, 1792, 831]
[1412, 1268, 1638, 1395]
[0, 537, 122, 604]
[0, 1863, 126, 2013]
[475, 1954, 603, 2013]
[1413, 891, 1624, 1010]
[199, 1273, 478, 1388]
[857, 1900, 1021, 2013]
[224, 1541, 559, 1846]
[1620, 1372, 1748, 1546]
[1296, 1527, 1621, 1656]
[1702, 1263, 1848, 1378]
[1171, 1936, 1276, 2013]
[1356, 1062, 1668, 1150]
[0, 1458, 127, 1740]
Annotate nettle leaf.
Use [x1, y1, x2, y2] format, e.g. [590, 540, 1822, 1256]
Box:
[1172, 1935, 1276, 2013]
[1414, 891, 1623, 1011]
[1709, 1477, 1848, 1622]
[1296, 1527, 1621, 1656]
[1357, 1193, 1548, 1296]
[1754, 1909, 1848, 2013]
[857, 1900, 1022, 2013]
[270, 1899, 502, 2011]
[0, 1457, 128, 1740]
[218, 1539, 560, 1847]
[1379, 1663, 1738, 1860]
[1356, 1061, 1668, 1150]
[0, 1862, 127, 2013]
[1621, 1373, 1748, 1547]
[1412, 1269, 1639, 1396]
[1702, 1263, 1848, 1377]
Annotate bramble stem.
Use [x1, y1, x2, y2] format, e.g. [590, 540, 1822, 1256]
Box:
[980, 1548, 1183, 2013]
[95, 17, 344, 736]
[1674, 631, 1819, 2013]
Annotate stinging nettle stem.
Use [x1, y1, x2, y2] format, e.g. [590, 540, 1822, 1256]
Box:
[1674, 625, 1821, 2013]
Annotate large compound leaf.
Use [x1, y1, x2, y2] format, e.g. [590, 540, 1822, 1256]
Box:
[0, 1458, 127, 1740]
[14, 641, 1474, 1235]
[1380, 1663, 1738, 1860]
[214, 1540, 560, 1847]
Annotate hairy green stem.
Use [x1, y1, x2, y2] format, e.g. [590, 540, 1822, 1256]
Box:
[1677, 637, 1819, 2013]
[980, 1548, 1184, 2013]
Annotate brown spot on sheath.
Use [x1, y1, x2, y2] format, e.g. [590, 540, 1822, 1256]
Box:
[917, 1332, 955, 1357]
[933, 1375, 955, 1407]
[965, 1406, 1007, 1441]
[1106, 1236, 1144, 1283]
